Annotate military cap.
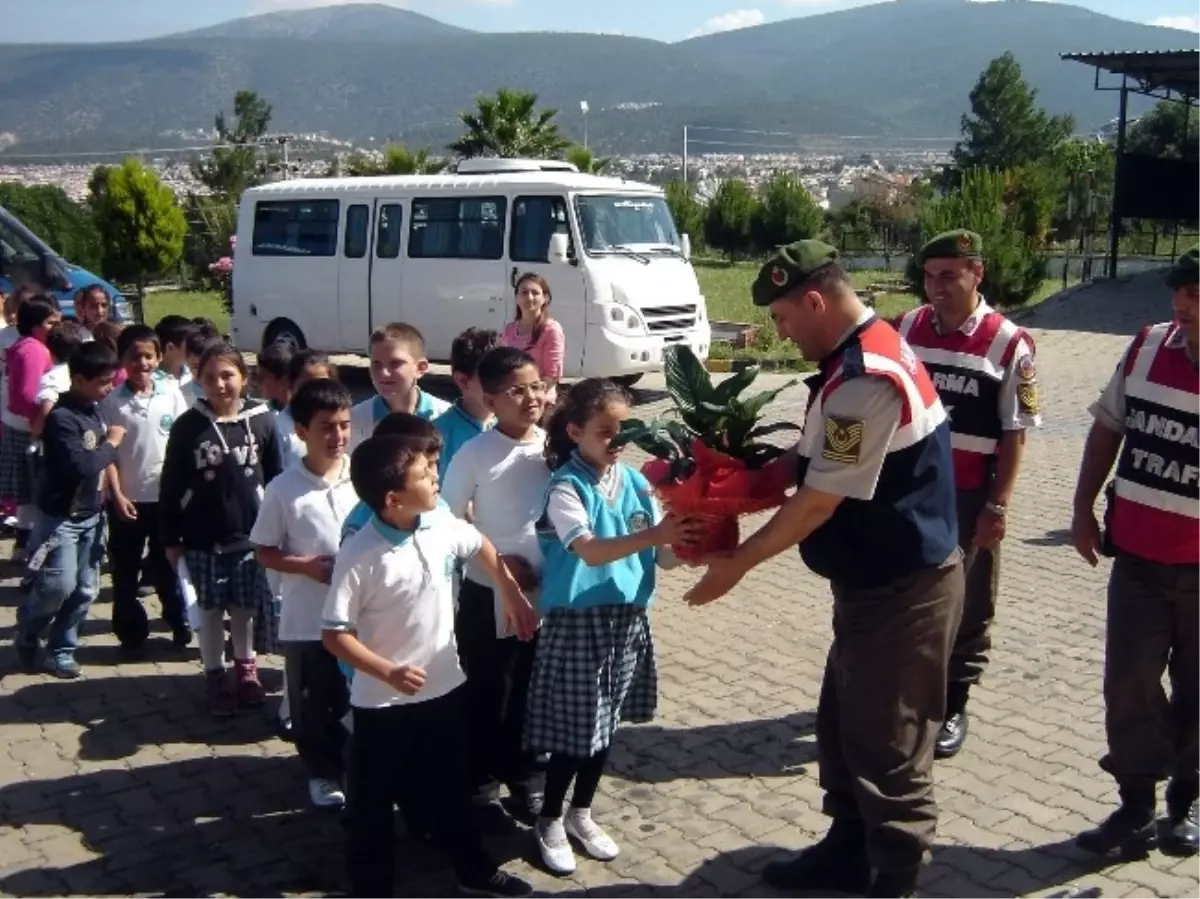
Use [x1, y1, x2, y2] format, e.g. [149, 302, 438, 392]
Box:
[1166, 245, 1199, 288]
[752, 240, 839, 307]
[919, 229, 983, 265]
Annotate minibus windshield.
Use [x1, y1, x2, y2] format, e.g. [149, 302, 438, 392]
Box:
[574, 195, 681, 256]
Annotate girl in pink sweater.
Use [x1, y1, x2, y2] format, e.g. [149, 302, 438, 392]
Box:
[500, 273, 566, 406]
[0, 298, 59, 558]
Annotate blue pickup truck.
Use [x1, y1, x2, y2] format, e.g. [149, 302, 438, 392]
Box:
[0, 204, 137, 322]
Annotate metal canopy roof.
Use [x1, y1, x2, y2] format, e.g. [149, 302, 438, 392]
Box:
[1062, 49, 1199, 103]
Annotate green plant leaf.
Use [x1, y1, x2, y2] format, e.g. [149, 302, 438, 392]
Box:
[610, 418, 680, 459]
[664, 421, 695, 452]
[710, 365, 759, 405]
[664, 344, 714, 416]
[742, 443, 788, 468]
[741, 379, 800, 421]
[747, 421, 803, 440]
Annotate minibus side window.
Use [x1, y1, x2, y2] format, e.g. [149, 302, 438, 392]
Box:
[344, 204, 369, 258]
[376, 204, 404, 258]
[252, 200, 340, 257]
[510, 196, 571, 263]
[408, 197, 506, 260]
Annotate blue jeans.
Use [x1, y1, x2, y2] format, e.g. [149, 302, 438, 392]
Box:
[17, 511, 105, 659]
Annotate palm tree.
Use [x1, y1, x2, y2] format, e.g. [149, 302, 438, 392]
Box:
[345, 144, 448, 176]
[448, 88, 571, 159]
[566, 145, 613, 174]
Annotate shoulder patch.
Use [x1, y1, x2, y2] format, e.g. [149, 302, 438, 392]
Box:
[822, 416, 864, 464]
[1017, 354, 1036, 382]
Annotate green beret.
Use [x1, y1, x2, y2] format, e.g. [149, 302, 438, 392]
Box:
[919, 229, 983, 264]
[1166, 245, 1198, 289]
[751, 240, 839, 307]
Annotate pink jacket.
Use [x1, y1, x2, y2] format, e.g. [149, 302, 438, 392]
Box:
[499, 318, 565, 403]
[7, 337, 52, 422]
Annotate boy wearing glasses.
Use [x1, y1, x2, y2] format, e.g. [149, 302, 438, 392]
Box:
[442, 346, 550, 823]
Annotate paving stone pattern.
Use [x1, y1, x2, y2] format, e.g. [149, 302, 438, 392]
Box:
[1, 273, 1197, 897]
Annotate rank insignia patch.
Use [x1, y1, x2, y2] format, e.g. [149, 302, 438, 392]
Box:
[1017, 382, 1039, 414]
[822, 416, 864, 464]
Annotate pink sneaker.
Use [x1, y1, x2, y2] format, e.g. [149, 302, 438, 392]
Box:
[234, 659, 266, 707]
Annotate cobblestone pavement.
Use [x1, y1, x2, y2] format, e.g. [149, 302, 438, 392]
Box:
[1, 273, 1197, 898]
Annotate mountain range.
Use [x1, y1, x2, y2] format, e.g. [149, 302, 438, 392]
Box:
[0, 0, 1193, 157]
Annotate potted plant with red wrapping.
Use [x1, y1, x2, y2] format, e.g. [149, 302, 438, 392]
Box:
[611, 345, 800, 562]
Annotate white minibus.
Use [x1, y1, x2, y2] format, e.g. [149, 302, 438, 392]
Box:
[231, 158, 711, 382]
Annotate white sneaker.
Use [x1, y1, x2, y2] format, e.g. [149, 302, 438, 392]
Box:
[308, 777, 346, 809]
[535, 816, 577, 875]
[564, 807, 619, 861]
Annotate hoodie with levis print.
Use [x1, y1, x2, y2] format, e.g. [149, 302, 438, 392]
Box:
[159, 398, 284, 554]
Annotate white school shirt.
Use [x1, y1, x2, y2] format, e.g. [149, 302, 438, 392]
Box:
[100, 377, 190, 503]
[442, 426, 549, 589]
[322, 506, 482, 709]
[275, 407, 305, 469]
[250, 455, 357, 642]
[0, 325, 22, 429]
[348, 390, 452, 451]
[182, 378, 205, 409]
[35, 363, 70, 407]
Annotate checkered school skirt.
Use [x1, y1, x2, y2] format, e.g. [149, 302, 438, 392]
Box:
[523, 604, 658, 758]
[0, 426, 35, 506]
[183, 549, 279, 654]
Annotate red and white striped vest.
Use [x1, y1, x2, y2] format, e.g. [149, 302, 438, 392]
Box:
[897, 304, 1029, 491]
[1110, 322, 1199, 566]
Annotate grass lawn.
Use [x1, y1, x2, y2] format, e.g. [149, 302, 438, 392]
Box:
[696, 259, 1077, 365]
[141, 290, 229, 331]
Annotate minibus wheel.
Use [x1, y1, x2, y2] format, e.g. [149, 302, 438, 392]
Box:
[262, 319, 307, 353]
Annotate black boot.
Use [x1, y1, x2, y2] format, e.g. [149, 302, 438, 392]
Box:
[1162, 778, 1199, 857]
[935, 683, 970, 760]
[762, 818, 871, 895]
[868, 866, 920, 898]
[1076, 779, 1156, 856]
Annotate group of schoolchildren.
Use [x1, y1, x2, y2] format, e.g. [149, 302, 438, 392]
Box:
[3, 272, 704, 898]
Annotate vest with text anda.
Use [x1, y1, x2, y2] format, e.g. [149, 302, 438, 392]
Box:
[1110, 322, 1199, 565]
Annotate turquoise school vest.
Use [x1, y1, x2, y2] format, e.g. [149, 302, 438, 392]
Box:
[536, 455, 657, 613]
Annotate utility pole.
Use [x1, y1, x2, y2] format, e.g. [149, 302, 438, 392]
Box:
[682, 125, 689, 189]
[580, 101, 589, 150]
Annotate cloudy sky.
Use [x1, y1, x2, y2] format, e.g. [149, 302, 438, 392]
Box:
[7, 0, 1200, 43]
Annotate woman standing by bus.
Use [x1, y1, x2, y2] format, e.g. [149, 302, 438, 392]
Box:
[500, 273, 565, 408]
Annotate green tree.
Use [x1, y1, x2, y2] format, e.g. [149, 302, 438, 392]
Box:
[664, 180, 706, 248]
[345, 143, 448, 176]
[703, 179, 757, 263]
[181, 194, 238, 293]
[448, 88, 571, 159]
[91, 159, 187, 295]
[909, 168, 1048, 308]
[1048, 139, 1115, 241]
[191, 90, 274, 198]
[0, 182, 102, 272]
[952, 53, 1075, 173]
[1127, 101, 1199, 160]
[565, 145, 612, 174]
[751, 172, 823, 254]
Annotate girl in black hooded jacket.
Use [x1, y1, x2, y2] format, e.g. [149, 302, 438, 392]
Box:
[160, 343, 284, 717]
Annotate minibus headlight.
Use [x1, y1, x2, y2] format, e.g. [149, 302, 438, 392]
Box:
[606, 304, 645, 335]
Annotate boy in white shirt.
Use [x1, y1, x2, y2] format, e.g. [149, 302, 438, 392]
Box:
[251, 379, 356, 810]
[442, 346, 550, 822]
[102, 324, 191, 651]
[322, 426, 537, 899]
[152, 316, 195, 387]
[348, 322, 449, 452]
[276, 349, 338, 470]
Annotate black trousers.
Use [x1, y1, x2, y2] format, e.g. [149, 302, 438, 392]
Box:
[455, 578, 540, 797]
[284, 641, 348, 781]
[348, 688, 494, 897]
[107, 501, 184, 647]
[947, 485, 1001, 694]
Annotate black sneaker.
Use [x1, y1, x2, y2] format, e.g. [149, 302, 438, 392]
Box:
[172, 624, 194, 649]
[1076, 804, 1156, 856]
[1162, 793, 1199, 857]
[934, 712, 968, 759]
[458, 870, 533, 898]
